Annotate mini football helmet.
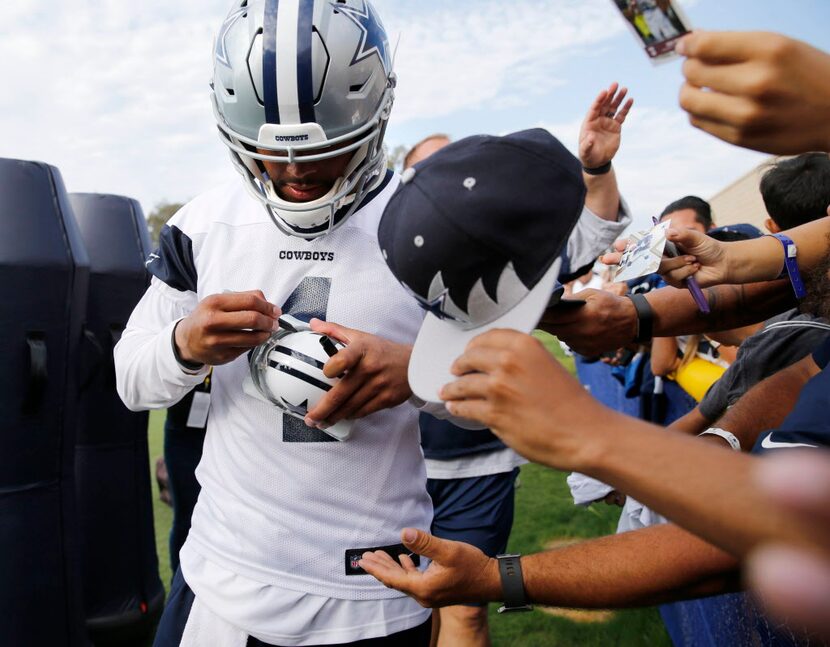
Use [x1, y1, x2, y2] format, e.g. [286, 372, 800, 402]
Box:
[247, 316, 353, 440]
[211, 0, 395, 239]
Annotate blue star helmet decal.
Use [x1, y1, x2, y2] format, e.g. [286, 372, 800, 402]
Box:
[215, 5, 248, 68]
[334, 0, 391, 73]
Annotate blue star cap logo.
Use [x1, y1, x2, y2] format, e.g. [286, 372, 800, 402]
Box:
[334, 0, 391, 73]
[215, 6, 247, 68]
[408, 286, 464, 323]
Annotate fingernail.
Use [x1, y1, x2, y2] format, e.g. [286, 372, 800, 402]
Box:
[402, 528, 417, 543]
[685, 256, 696, 264]
[676, 39, 687, 55]
[305, 417, 318, 427]
[316, 421, 330, 431]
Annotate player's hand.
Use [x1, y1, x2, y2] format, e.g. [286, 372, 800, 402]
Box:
[579, 82, 634, 169]
[538, 288, 638, 356]
[678, 31, 830, 155]
[174, 290, 279, 366]
[747, 452, 830, 640]
[304, 319, 413, 428]
[359, 528, 500, 608]
[440, 330, 616, 471]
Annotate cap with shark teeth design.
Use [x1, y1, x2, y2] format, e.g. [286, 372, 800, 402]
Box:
[378, 129, 585, 402]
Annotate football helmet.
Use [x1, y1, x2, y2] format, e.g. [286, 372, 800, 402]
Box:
[246, 316, 353, 440]
[211, 0, 395, 239]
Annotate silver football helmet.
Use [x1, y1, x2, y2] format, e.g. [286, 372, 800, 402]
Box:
[211, 0, 395, 238]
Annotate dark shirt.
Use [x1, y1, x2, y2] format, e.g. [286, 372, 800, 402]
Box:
[753, 336, 830, 454]
[700, 311, 830, 421]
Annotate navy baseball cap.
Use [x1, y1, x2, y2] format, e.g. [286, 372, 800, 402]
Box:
[378, 129, 585, 402]
[707, 223, 763, 242]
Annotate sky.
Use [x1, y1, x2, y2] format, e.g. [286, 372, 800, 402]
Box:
[2, 0, 829, 233]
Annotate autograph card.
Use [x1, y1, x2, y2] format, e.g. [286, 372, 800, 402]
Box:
[613, 220, 670, 283]
[610, 0, 693, 63]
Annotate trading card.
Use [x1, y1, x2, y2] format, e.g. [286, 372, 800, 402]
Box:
[613, 219, 671, 283]
[610, 0, 693, 63]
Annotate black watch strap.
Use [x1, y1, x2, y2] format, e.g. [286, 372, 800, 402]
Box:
[172, 320, 206, 372]
[626, 293, 654, 343]
[496, 554, 532, 613]
[582, 161, 612, 176]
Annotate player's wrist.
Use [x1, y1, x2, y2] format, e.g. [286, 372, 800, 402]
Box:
[173, 318, 204, 368]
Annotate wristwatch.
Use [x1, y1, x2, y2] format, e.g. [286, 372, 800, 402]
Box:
[496, 554, 532, 613]
[626, 293, 654, 343]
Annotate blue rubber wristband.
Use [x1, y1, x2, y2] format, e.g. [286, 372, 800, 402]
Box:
[769, 234, 807, 299]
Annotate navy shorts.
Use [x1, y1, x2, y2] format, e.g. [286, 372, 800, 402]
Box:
[427, 467, 519, 558]
[154, 569, 431, 647]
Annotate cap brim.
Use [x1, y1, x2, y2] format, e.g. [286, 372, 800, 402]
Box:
[408, 257, 562, 403]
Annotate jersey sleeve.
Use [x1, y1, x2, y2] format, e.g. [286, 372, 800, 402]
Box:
[114, 205, 210, 411]
[559, 198, 632, 283]
[114, 277, 209, 411]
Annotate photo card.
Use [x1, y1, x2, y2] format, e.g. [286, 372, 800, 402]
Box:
[612, 219, 671, 283]
[610, 0, 693, 63]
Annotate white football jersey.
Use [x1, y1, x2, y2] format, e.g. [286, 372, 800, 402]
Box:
[115, 172, 433, 602]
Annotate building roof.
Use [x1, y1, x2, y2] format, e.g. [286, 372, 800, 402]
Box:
[708, 157, 778, 231]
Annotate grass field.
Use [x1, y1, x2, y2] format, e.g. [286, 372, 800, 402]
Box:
[146, 333, 670, 646]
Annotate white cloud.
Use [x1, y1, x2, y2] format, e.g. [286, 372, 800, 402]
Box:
[539, 107, 768, 233]
[378, 0, 626, 123]
[0, 0, 717, 217]
[0, 1, 230, 212]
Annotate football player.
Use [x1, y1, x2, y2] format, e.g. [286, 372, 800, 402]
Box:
[117, 2, 437, 644]
[115, 2, 632, 645]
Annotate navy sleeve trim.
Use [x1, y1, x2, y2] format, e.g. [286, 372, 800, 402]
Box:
[146, 224, 198, 293]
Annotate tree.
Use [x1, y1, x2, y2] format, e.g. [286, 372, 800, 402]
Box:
[146, 201, 185, 247]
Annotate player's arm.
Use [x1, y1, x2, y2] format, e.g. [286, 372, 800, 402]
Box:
[579, 83, 633, 222]
[361, 523, 739, 609]
[709, 354, 821, 450]
[115, 278, 210, 411]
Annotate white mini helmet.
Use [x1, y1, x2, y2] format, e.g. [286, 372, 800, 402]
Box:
[248, 316, 353, 440]
[211, 0, 395, 239]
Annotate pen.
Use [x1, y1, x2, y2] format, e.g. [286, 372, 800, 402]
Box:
[653, 217, 710, 314]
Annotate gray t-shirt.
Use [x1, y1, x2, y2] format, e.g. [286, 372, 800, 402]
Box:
[699, 310, 830, 421]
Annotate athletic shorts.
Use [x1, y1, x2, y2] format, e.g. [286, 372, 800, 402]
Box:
[427, 467, 519, 558]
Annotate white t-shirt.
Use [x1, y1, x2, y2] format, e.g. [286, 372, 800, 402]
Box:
[115, 173, 433, 643]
